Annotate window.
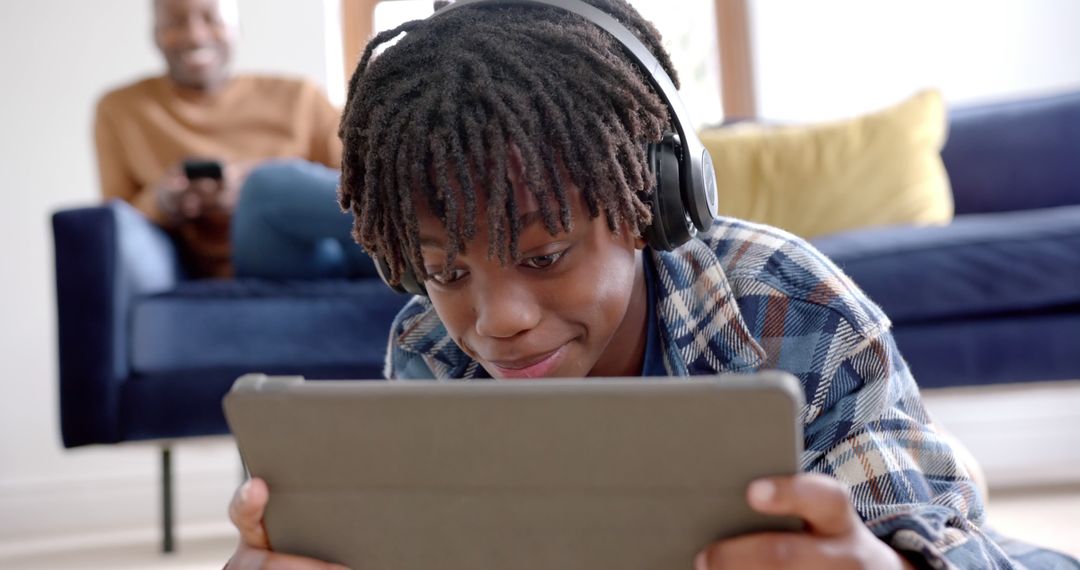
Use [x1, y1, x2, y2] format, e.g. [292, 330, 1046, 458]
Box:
[354, 0, 724, 126]
[631, 0, 724, 127]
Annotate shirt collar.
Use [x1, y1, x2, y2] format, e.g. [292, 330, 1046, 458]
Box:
[647, 240, 765, 376]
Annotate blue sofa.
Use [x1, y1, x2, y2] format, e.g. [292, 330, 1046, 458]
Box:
[52, 89, 1080, 551]
[812, 90, 1080, 389]
[53, 200, 408, 448]
[53, 188, 409, 550]
[56, 90, 1080, 446]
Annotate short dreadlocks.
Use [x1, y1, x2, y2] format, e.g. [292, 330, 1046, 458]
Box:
[338, 0, 679, 285]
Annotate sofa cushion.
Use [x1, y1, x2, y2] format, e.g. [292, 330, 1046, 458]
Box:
[700, 90, 953, 239]
[812, 205, 1080, 323]
[130, 279, 410, 375]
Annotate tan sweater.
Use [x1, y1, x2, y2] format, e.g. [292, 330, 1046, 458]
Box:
[93, 74, 342, 276]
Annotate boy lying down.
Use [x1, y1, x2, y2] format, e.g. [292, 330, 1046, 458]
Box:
[225, 1, 1078, 568]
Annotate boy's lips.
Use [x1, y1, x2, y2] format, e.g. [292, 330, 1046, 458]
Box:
[486, 345, 568, 379]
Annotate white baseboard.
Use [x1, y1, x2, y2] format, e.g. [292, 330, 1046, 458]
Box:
[921, 380, 1080, 489]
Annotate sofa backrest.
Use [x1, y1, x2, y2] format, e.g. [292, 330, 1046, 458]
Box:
[942, 90, 1080, 216]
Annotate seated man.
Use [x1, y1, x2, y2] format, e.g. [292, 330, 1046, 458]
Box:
[94, 0, 370, 278]
[224, 1, 1079, 569]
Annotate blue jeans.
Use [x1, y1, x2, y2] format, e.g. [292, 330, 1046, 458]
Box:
[231, 160, 377, 279]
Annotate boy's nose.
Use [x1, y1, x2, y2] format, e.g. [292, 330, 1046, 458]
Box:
[473, 278, 542, 339]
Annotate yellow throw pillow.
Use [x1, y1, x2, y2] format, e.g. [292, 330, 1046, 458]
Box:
[700, 90, 954, 238]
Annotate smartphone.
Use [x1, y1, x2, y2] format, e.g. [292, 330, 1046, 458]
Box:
[182, 159, 224, 181]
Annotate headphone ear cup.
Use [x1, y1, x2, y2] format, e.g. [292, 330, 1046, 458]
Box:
[375, 254, 427, 296]
[399, 265, 427, 296]
[643, 136, 693, 251]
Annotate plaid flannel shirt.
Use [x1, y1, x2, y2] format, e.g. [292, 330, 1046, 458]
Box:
[385, 216, 1077, 569]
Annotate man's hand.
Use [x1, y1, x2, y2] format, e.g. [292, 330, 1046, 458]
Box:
[154, 166, 200, 221]
[694, 474, 916, 570]
[216, 160, 258, 213]
[156, 160, 258, 222]
[225, 477, 351, 570]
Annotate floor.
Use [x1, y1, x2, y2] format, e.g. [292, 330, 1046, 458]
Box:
[987, 485, 1080, 559]
[0, 524, 236, 570]
[2, 486, 1077, 569]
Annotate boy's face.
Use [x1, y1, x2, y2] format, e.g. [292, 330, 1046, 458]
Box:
[416, 164, 650, 380]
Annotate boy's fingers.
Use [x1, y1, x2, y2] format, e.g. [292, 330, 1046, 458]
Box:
[698, 533, 832, 570]
[746, 473, 856, 537]
[694, 550, 708, 570]
[256, 551, 351, 570]
[228, 478, 270, 549]
[229, 544, 351, 570]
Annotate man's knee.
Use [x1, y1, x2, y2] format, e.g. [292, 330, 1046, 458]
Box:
[240, 160, 311, 206]
[237, 160, 339, 216]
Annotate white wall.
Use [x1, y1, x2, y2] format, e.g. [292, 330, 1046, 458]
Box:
[750, 0, 1080, 121]
[0, 0, 337, 549]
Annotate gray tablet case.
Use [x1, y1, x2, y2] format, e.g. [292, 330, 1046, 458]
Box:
[223, 372, 805, 570]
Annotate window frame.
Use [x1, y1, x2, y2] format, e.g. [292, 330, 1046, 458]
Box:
[340, 0, 756, 119]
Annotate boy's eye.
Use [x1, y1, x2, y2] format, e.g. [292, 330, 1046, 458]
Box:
[427, 268, 469, 285]
[520, 251, 565, 270]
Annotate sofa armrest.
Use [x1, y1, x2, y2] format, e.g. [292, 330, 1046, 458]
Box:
[52, 200, 182, 447]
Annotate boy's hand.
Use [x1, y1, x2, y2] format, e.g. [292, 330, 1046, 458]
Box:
[225, 477, 350, 570]
[694, 473, 916, 570]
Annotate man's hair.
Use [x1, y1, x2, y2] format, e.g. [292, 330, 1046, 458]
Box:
[338, 0, 679, 285]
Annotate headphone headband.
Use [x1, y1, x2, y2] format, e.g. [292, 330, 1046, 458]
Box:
[433, 0, 718, 229]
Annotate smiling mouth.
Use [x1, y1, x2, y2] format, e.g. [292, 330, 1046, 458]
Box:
[486, 344, 568, 379]
[179, 47, 217, 66]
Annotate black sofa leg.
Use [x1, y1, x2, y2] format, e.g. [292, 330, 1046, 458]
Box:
[162, 446, 175, 554]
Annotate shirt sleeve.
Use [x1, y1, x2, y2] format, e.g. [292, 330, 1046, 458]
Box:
[802, 319, 1024, 569]
[304, 83, 343, 170]
[93, 98, 169, 226]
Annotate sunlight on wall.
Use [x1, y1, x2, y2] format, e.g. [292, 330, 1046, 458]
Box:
[323, 0, 347, 107]
[632, 0, 723, 127]
[751, 0, 1080, 121]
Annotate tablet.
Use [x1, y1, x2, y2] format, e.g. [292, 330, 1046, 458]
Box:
[223, 372, 805, 570]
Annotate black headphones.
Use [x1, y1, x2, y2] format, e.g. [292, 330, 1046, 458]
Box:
[373, 0, 719, 296]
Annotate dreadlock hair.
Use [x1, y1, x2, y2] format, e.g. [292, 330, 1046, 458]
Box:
[338, 0, 680, 286]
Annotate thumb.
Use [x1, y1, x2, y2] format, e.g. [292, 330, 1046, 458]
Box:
[746, 473, 858, 537]
[229, 478, 271, 549]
